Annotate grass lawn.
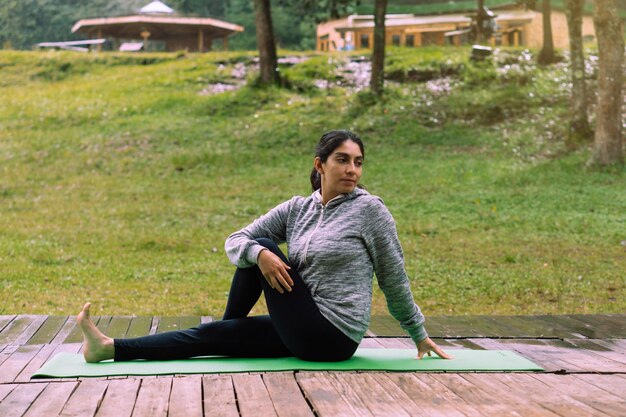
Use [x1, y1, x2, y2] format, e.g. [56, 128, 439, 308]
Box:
[0, 47, 624, 318]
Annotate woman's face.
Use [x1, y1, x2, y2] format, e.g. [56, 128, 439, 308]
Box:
[315, 139, 363, 202]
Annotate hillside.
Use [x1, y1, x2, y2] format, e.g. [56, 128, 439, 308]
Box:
[0, 47, 624, 317]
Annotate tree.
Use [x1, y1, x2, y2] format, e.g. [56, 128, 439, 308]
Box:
[253, 0, 280, 85]
[591, 0, 624, 166]
[564, 0, 592, 144]
[537, 0, 556, 64]
[370, 0, 387, 97]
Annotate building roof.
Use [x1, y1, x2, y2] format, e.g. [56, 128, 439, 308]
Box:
[140, 1, 174, 15]
[333, 10, 534, 32]
[72, 15, 244, 40]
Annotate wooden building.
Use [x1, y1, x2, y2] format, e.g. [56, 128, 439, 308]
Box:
[317, 5, 596, 51]
[72, 1, 243, 52]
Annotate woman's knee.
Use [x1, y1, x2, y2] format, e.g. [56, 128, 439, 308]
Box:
[255, 237, 278, 251]
[255, 238, 286, 262]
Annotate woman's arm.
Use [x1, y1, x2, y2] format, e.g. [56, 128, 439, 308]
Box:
[362, 198, 450, 358]
[225, 197, 295, 268]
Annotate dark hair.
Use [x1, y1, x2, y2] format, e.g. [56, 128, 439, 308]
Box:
[310, 129, 365, 192]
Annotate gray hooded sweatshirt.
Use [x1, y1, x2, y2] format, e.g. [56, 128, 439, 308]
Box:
[225, 187, 428, 345]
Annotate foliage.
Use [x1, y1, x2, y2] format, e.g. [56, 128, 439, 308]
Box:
[0, 47, 624, 317]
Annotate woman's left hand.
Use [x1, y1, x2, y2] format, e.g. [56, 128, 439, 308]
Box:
[417, 337, 453, 360]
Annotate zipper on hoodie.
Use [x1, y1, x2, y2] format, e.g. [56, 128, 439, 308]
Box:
[302, 204, 324, 266]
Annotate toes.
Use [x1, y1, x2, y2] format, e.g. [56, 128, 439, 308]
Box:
[81, 303, 91, 318]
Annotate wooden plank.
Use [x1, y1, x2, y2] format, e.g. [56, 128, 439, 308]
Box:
[27, 316, 68, 345]
[530, 374, 626, 416]
[574, 374, 626, 396]
[450, 315, 517, 337]
[0, 344, 43, 383]
[444, 338, 486, 350]
[95, 316, 112, 333]
[569, 314, 626, 339]
[296, 372, 363, 417]
[0, 316, 17, 334]
[95, 378, 140, 417]
[0, 382, 48, 417]
[492, 373, 608, 416]
[132, 377, 172, 417]
[529, 339, 624, 372]
[358, 337, 385, 348]
[498, 315, 581, 339]
[232, 373, 278, 417]
[202, 375, 238, 417]
[422, 315, 457, 337]
[0, 344, 19, 367]
[564, 338, 626, 366]
[148, 316, 160, 335]
[587, 338, 626, 355]
[125, 316, 153, 338]
[563, 314, 626, 338]
[461, 373, 561, 417]
[367, 315, 403, 336]
[375, 337, 414, 349]
[0, 384, 17, 403]
[370, 372, 446, 416]
[59, 378, 109, 417]
[102, 316, 132, 339]
[433, 374, 524, 416]
[330, 372, 407, 416]
[14, 343, 59, 383]
[474, 315, 549, 338]
[51, 315, 77, 345]
[469, 338, 617, 373]
[263, 372, 314, 417]
[0, 315, 47, 346]
[535, 315, 594, 339]
[155, 316, 180, 334]
[470, 338, 575, 373]
[383, 373, 477, 417]
[168, 376, 203, 417]
[428, 316, 493, 338]
[23, 382, 79, 417]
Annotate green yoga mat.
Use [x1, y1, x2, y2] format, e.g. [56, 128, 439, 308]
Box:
[32, 348, 542, 378]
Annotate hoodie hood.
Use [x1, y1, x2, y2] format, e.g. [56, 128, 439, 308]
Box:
[312, 187, 369, 208]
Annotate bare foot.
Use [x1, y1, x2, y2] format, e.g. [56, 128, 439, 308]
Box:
[77, 303, 115, 363]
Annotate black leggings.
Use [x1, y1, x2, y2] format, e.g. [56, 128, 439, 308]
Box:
[114, 238, 358, 362]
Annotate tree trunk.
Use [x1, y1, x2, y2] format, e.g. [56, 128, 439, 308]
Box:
[370, 0, 387, 97]
[537, 0, 556, 64]
[565, 0, 592, 144]
[476, 0, 485, 43]
[329, 0, 340, 20]
[591, 0, 624, 166]
[253, 0, 279, 86]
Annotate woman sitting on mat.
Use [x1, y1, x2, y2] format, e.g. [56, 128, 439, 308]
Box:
[78, 129, 451, 363]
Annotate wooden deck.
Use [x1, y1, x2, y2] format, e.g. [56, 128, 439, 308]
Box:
[0, 314, 624, 416]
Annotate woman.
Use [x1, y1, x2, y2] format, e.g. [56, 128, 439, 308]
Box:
[78, 130, 450, 363]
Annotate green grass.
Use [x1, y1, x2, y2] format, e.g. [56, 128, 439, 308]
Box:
[0, 48, 624, 318]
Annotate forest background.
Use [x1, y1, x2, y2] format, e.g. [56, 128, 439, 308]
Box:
[3, 0, 625, 51]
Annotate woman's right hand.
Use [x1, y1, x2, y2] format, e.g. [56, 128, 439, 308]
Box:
[257, 249, 294, 293]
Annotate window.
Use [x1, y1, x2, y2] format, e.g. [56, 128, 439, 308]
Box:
[360, 34, 369, 48]
[405, 34, 415, 47]
[392, 34, 401, 46]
